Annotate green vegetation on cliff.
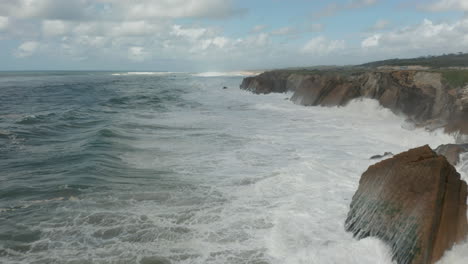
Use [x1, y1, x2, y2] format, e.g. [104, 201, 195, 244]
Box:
[360, 53, 468, 68]
[269, 53, 468, 88]
[439, 70, 468, 87]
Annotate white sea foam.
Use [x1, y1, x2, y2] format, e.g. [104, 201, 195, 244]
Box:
[436, 154, 468, 264]
[191, 71, 262, 77]
[114, 83, 456, 263]
[8, 76, 465, 264]
[111, 71, 180, 76]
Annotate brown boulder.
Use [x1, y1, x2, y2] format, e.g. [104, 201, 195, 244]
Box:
[345, 145, 467, 264]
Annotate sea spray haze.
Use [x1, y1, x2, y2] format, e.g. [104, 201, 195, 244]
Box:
[0, 72, 466, 263]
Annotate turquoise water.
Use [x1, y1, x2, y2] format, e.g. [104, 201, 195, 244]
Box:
[0, 72, 465, 264]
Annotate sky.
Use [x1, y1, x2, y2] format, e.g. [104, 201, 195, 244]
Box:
[0, 0, 467, 71]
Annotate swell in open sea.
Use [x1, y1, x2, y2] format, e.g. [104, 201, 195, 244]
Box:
[0, 71, 467, 264]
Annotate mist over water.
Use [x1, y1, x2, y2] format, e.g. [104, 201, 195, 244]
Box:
[0, 72, 466, 264]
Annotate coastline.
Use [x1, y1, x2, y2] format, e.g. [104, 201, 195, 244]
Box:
[240, 68, 468, 143]
[239, 68, 468, 264]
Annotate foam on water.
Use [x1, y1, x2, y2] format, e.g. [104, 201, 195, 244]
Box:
[436, 153, 468, 264]
[191, 71, 261, 77]
[116, 87, 455, 263]
[112, 72, 180, 76]
[1, 73, 467, 264]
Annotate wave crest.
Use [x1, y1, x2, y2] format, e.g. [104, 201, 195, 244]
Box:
[191, 71, 262, 77]
[111, 72, 179, 76]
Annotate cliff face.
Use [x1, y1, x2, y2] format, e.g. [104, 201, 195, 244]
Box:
[240, 70, 468, 137]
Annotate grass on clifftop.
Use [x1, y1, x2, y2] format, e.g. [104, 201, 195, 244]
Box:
[273, 66, 365, 77]
[268, 53, 468, 87]
[274, 67, 468, 87]
[438, 70, 468, 87]
[361, 53, 468, 68]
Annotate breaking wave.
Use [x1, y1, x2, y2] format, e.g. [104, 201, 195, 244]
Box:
[112, 72, 181, 76]
[191, 71, 262, 77]
[0, 72, 466, 264]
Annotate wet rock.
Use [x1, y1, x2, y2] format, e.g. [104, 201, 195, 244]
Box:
[435, 144, 468, 166]
[370, 152, 394, 160]
[345, 145, 468, 264]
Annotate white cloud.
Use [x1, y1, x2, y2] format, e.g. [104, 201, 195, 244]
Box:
[113, 0, 243, 20]
[14, 41, 40, 58]
[256, 33, 269, 46]
[251, 25, 266, 33]
[370, 19, 390, 30]
[360, 18, 468, 55]
[210, 37, 229, 48]
[0, 1, 254, 67]
[42, 20, 68, 36]
[196, 36, 230, 51]
[128, 46, 148, 62]
[425, 0, 468, 11]
[73, 22, 107, 36]
[8, 0, 468, 70]
[0, 0, 242, 21]
[362, 34, 381, 48]
[171, 25, 208, 40]
[76, 35, 107, 48]
[271, 25, 323, 37]
[110, 21, 161, 37]
[302, 36, 345, 55]
[35, 20, 235, 62]
[0, 0, 89, 20]
[0, 16, 8, 31]
[245, 33, 270, 47]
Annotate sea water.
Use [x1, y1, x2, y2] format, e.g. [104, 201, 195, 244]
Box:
[0, 71, 466, 264]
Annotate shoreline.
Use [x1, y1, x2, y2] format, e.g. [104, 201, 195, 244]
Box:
[240, 68, 468, 143]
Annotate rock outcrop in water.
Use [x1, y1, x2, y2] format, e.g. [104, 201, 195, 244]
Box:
[240, 70, 468, 137]
[345, 145, 468, 264]
[435, 144, 468, 166]
[370, 152, 394, 160]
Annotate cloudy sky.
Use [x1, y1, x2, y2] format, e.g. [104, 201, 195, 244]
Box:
[0, 0, 467, 71]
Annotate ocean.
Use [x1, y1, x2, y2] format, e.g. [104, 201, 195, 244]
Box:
[0, 71, 467, 264]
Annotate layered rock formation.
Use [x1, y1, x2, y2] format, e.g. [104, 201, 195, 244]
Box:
[345, 145, 468, 264]
[240, 70, 468, 137]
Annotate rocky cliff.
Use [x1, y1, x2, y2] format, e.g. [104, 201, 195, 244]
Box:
[435, 144, 468, 166]
[240, 70, 468, 138]
[241, 68, 468, 262]
[345, 145, 468, 264]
